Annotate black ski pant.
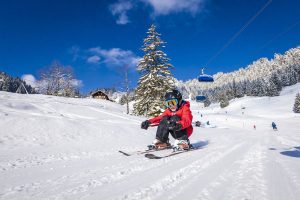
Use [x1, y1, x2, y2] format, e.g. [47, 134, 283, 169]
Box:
[156, 116, 188, 143]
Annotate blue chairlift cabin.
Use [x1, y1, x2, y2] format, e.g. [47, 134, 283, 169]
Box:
[196, 95, 206, 102]
[198, 68, 214, 82]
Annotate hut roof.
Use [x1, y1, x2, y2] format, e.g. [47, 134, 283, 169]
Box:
[91, 90, 109, 100]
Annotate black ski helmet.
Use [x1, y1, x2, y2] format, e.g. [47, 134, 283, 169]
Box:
[164, 89, 182, 102]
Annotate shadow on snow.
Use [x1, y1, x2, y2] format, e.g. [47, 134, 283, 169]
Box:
[280, 146, 300, 158]
[191, 140, 209, 149]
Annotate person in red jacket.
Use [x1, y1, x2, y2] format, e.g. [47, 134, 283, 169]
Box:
[141, 89, 193, 150]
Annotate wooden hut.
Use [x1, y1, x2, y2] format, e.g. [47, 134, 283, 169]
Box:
[91, 90, 109, 100]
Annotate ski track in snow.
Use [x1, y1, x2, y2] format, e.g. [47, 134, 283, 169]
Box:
[0, 146, 186, 199]
[114, 142, 245, 200]
[224, 144, 268, 200]
[0, 151, 113, 172]
[88, 107, 140, 124]
[0, 139, 228, 199]
[0, 150, 196, 199]
[273, 159, 300, 200]
[43, 158, 174, 199]
[268, 134, 300, 200]
[0, 156, 139, 199]
[162, 139, 266, 200]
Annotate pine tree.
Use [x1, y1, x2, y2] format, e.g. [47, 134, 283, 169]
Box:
[235, 82, 245, 98]
[293, 93, 300, 113]
[219, 94, 229, 108]
[203, 98, 211, 107]
[0, 71, 35, 94]
[250, 79, 266, 96]
[266, 79, 279, 97]
[269, 72, 282, 92]
[133, 24, 175, 117]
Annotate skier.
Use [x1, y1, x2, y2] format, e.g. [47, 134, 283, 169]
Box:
[141, 89, 193, 150]
[272, 122, 278, 131]
[195, 121, 201, 127]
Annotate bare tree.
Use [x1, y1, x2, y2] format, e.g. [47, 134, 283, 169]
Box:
[124, 66, 130, 114]
[38, 61, 80, 97]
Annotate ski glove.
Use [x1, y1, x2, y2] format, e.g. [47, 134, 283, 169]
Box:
[141, 120, 150, 130]
[168, 121, 182, 131]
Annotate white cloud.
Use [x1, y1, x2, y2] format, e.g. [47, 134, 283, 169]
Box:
[117, 12, 130, 25]
[142, 0, 206, 16]
[109, 0, 133, 25]
[87, 55, 101, 64]
[108, 0, 207, 25]
[88, 47, 141, 68]
[71, 79, 83, 87]
[21, 74, 37, 87]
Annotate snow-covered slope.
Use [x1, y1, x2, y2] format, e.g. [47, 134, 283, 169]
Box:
[192, 83, 300, 132]
[1, 84, 300, 200]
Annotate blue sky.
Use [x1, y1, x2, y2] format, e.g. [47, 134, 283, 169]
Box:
[1, 0, 300, 93]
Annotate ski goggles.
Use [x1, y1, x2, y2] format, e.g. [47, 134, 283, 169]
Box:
[165, 99, 178, 108]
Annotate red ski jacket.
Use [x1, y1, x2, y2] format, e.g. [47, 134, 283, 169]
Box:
[148, 101, 193, 137]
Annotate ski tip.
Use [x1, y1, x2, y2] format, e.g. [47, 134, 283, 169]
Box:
[118, 150, 131, 156]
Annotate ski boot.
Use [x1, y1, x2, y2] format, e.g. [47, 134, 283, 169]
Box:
[148, 139, 171, 150]
[173, 139, 191, 151]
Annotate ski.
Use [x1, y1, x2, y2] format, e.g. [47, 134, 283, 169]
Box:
[144, 151, 185, 159]
[118, 149, 153, 156]
[118, 146, 172, 156]
[144, 146, 201, 159]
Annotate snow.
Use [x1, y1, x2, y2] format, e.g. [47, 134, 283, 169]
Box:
[1, 84, 300, 200]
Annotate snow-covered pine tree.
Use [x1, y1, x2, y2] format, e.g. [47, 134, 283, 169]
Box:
[0, 71, 35, 93]
[0, 73, 11, 92]
[269, 72, 282, 92]
[235, 80, 246, 98]
[219, 93, 229, 108]
[203, 98, 211, 107]
[250, 78, 266, 96]
[266, 78, 279, 97]
[293, 93, 300, 113]
[133, 24, 175, 117]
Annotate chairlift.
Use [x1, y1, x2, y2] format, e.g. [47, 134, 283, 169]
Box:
[196, 95, 206, 102]
[198, 68, 214, 82]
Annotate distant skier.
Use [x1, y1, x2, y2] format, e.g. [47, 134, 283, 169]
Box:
[254, 125, 256, 130]
[272, 122, 278, 131]
[141, 89, 193, 150]
[195, 121, 201, 127]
